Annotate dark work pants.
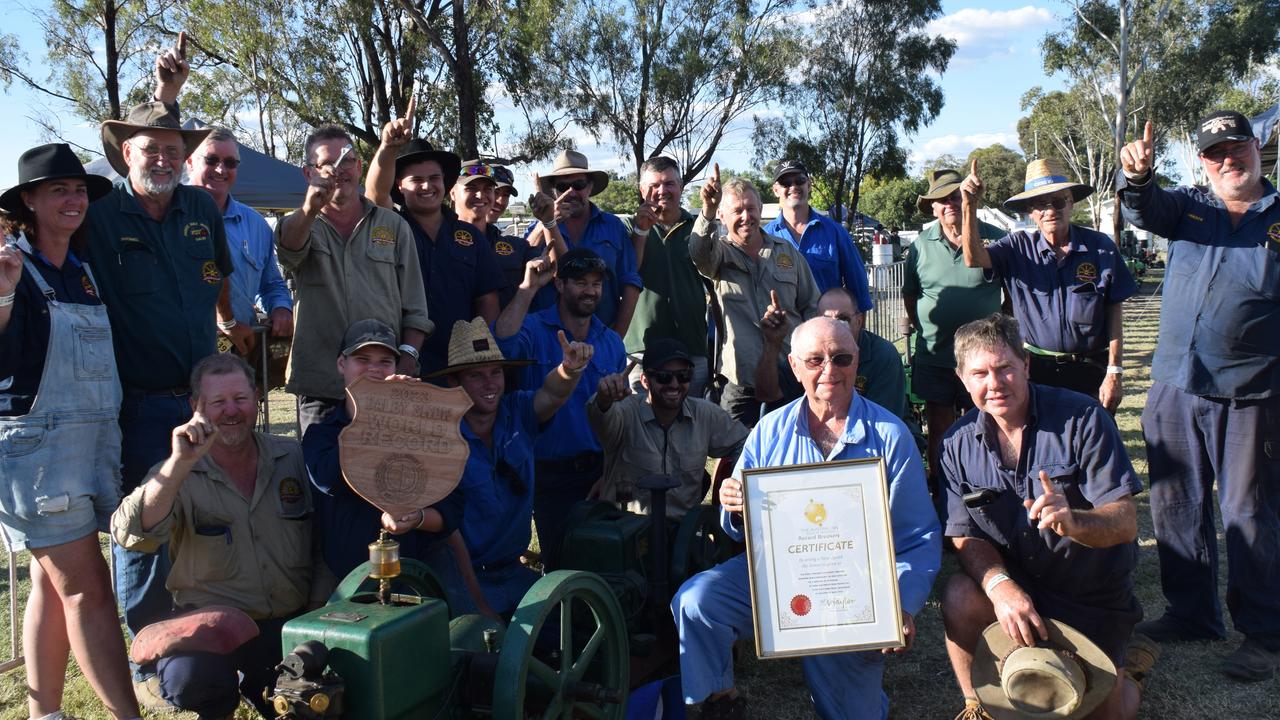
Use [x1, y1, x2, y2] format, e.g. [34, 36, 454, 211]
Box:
[116, 391, 191, 678]
[1142, 381, 1280, 647]
[1028, 354, 1105, 401]
[720, 376, 798, 430]
[157, 616, 289, 718]
[534, 454, 603, 570]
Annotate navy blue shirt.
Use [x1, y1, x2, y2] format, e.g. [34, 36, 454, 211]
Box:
[402, 209, 506, 374]
[458, 390, 541, 566]
[485, 224, 542, 308]
[524, 204, 643, 327]
[763, 211, 874, 311]
[986, 226, 1137, 354]
[0, 238, 102, 416]
[302, 404, 463, 578]
[941, 384, 1142, 607]
[494, 307, 626, 460]
[1118, 175, 1280, 399]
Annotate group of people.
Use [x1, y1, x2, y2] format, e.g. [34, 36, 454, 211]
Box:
[0, 33, 1275, 720]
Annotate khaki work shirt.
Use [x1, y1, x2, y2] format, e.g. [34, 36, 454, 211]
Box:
[689, 215, 820, 386]
[276, 199, 432, 398]
[111, 433, 331, 619]
[588, 393, 748, 519]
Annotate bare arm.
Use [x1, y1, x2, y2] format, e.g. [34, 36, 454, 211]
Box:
[954, 535, 1047, 647]
[495, 247, 553, 339]
[1025, 471, 1137, 547]
[612, 284, 640, 338]
[140, 411, 217, 531]
[753, 290, 789, 404]
[474, 291, 500, 325]
[1098, 303, 1124, 412]
[532, 331, 592, 422]
[960, 160, 991, 269]
[365, 104, 415, 209]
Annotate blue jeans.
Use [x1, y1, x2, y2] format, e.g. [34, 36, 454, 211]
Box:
[115, 391, 191, 677]
[672, 553, 889, 719]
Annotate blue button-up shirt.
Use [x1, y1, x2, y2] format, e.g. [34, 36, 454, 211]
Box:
[458, 390, 540, 566]
[986, 226, 1137, 354]
[763, 211, 873, 312]
[223, 197, 291, 326]
[525, 204, 643, 326]
[723, 394, 941, 615]
[940, 384, 1142, 607]
[1118, 175, 1280, 399]
[495, 307, 627, 460]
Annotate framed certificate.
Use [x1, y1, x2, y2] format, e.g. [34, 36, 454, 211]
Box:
[741, 457, 902, 658]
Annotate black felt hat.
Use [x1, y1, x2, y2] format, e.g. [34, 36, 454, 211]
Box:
[0, 143, 113, 214]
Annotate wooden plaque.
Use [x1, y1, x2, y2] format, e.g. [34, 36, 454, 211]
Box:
[338, 376, 473, 518]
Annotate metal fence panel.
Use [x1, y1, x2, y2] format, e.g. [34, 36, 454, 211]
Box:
[0, 548, 22, 673]
[865, 261, 906, 344]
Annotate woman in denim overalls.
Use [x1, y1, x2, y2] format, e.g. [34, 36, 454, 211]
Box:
[0, 144, 141, 719]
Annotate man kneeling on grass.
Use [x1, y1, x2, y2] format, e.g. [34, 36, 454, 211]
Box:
[939, 314, 1156, 720]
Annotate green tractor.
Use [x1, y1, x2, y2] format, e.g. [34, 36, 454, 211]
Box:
[270, 475, 737, 719]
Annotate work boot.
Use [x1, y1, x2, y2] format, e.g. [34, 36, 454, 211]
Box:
[1133, 613, 1223, 643]
[1221, 638, 1280, 682]
[952, 697, 995, 720]
[132, 676, 179, 714]
[1122, 633, 1161, 691]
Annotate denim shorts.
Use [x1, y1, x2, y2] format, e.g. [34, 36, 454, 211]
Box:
[0, 413, 122, 551]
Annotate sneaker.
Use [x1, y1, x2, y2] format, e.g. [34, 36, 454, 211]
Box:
[1133, 614, 1223, 643]
[132, 675, 179, 714]
[695, 693, 745, 720]
[1122, 633, 1162, 690]
[1221, 639, 1280, 682]
[953, 697, 995, 720]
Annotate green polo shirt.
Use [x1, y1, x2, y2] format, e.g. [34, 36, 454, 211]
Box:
[902, 220, 1004, 369]
[623, 209, 709, 356]
[83, 182, 232, 390]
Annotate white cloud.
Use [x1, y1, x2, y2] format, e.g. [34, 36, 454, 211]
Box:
[909, 132, 1022, 165]
[927, 6, 1057, 63]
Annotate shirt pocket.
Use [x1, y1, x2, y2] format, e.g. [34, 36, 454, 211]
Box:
[190, 514, 237, 582]
[1030, 461, 1085, 506]
[365, 237, 398, 266]
[118, 245, 157, 297]
[1168, 238, 1208, 280]
[301, 241, 334, 286]
[1247, 241, 1280, 300]
[767, 258, 800, 312]
[1067, 282, 1104, 335]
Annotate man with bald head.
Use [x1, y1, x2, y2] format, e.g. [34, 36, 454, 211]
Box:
[1118, 112, 1280, 681]
[671, 316, 941, 719]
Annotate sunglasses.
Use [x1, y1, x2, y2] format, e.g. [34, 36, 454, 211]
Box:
[776, 175, 808, 189]
[461, 163, 495, 178]
[554, 179, 591, 194]
[647, 369, 693, 385]
[1200, 141, 1252, 163]
[1028, 196, 1070, 213]
[561, 256, 607, 274]
[802, 353, 855, 370]
[201, 154, 241, 170]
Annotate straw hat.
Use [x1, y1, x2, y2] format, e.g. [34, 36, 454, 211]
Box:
[100, 101, 212, 176]
[916, 168, 965, 214]
[1003, 158, 1094, 213]
[0, 143, 113, 214]
[426, 317, 532, 378]
[537, 149, 610, 196]
[972, 619, 1118, 720]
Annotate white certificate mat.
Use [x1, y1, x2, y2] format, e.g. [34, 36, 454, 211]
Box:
[742, 458, 903, 658]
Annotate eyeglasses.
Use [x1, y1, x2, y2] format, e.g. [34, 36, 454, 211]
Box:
[201, 154, 241, 170]
[1201, 141, 1253, 163]
[554, 179, 591, 194]
[306, 156, 358, 172]
[801, 353, 855, 370]
[647, 369, 693, 385]
[461, 163, 495, 178]
[935, 191, 962, 206]
[561, 256, 607, 274]
[776, 175, 808, 189]
[1028, 196, 1070, 213]
[131, 143, 183, 161]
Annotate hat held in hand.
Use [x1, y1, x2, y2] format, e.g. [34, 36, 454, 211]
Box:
[971, 618, 1118, 719]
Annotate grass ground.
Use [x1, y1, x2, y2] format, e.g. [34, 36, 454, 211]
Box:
[1, 270, 1277, 718]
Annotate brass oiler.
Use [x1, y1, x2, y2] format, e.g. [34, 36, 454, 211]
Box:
[368, 530, 401, 604]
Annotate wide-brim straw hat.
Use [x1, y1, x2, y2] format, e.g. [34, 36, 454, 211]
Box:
[916, 168, 965, 215]
[972, 619, 1117, 720]
[425, 317, 533, 378]
[1004, 158, 1094, 213]
[538, 149, 609, 197]
[0, 143, 113, 214]
[100, 101, 211, 176]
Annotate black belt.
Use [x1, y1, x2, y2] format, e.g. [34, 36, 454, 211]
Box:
[1024, 344, 1106, 366]
[124, 385, 191, 397]
[536, 452, 603, 475]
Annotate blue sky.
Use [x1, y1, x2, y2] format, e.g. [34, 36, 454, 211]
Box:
[0, 0, 1067, 188]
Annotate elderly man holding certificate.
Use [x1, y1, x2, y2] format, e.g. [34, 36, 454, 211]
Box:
[671, 316, 941, 720]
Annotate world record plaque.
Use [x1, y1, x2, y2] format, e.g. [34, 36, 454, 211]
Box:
[338, 376, 473, 518]
[741, 457, 904, 659]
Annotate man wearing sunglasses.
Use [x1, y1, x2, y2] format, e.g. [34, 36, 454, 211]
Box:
[959, 158, 1136, 413]
[525, 149, 643, 337]
[495, 247, 628, 568]
[1117, 111, 1280, 682]
[673, 316, 939, 719]
[185, 128, 293, 354]
[588, 338, 748, 520]
[764, 159, 873, 311]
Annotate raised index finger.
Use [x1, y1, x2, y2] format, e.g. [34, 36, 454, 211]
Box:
[1143, 120, 1153, 145]
[770, 289, 780, 308]
[404, 94, 417, 122]
[1039, 470, 1055, 496]
[557, 329, 570, 350]
[176, 30, 188, 59]
[971, 158, 979, 177]
[712, 162, 720, 183]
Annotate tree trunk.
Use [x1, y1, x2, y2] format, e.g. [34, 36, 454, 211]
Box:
[103, 0, 121, 120]
[452, 0, 479, 158]
[1110, 0, 1130, 243]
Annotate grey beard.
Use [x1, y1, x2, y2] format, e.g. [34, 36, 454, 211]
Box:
[134, 170, 180, 195]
